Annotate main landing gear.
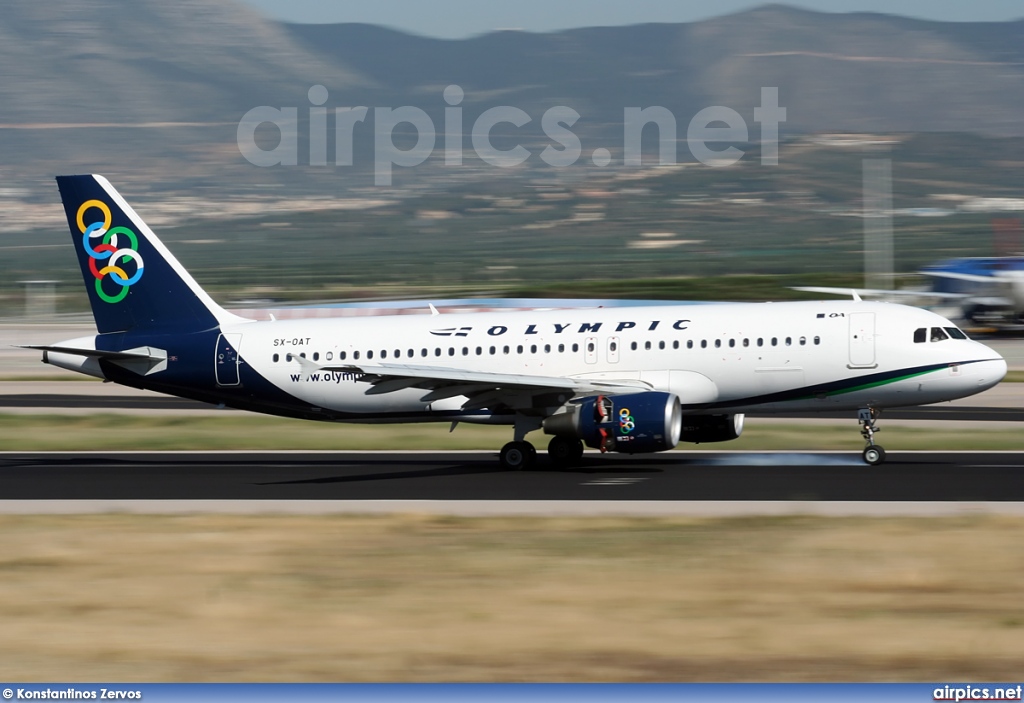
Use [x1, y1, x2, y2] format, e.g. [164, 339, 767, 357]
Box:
[498, 437, 586, 470]
[499, 441, 537, 470]
[498, 415, 584, 470]
[858, 407, 886, 466]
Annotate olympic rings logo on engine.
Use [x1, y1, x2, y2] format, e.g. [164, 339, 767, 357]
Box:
[619, 408, 635, 435]
[77, 199, 144, 304]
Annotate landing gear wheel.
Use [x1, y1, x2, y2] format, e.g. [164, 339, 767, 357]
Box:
[862, 445, 886, 466]
[547, 436, 584, 467]
[500, 441, 536, 471]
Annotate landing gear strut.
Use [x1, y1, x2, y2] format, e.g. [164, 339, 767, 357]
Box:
[858, 407, 886, 466]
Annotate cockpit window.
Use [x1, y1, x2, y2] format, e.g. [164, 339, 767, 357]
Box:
[913, 328, 926, 344]
[945, 327, 968, 340]
[930, 327, 949, 342]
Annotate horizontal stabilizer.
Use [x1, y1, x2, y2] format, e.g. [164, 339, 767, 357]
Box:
[17, 344, 164, 361]
[20, 344, 168, 377]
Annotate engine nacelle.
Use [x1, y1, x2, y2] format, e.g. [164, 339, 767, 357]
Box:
[678, 414, 745, 444]
[544, 391, 682, 454]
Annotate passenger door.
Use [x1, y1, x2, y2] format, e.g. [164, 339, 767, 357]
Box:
[848, 313, 876, 368]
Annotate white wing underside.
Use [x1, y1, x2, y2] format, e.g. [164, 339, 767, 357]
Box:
[301, 358, 650, 411]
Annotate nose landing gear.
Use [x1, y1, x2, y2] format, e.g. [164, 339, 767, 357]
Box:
[858, 407, 886, 465]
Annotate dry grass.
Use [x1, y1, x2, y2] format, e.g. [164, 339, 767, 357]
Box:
[0, 514, 1023, 681]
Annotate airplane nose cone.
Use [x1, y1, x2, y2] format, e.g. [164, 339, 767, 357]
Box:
[973, 350, 1008, 393]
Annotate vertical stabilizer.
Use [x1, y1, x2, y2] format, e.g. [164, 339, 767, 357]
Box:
[55, 175, 247, 334]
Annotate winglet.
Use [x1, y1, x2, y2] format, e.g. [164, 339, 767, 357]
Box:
[429, 303, 440, 316]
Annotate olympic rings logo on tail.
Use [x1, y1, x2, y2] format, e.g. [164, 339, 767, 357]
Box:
[619, 408, 635, 435]
[77, 199, 144, 304]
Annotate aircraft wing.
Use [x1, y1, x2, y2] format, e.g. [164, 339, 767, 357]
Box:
[791, 286, 969, 300]
[919, 270, 995, 284]
[312, 361, 651, 411]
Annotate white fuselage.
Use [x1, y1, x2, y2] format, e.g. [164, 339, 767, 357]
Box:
[223, 300, 1006, 423]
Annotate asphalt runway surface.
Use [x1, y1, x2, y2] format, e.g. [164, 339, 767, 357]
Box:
[1, 450, 1023, 502]
[3, 393, 1023, 421]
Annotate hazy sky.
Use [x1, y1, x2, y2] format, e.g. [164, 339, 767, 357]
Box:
[239, 0, 1023, 37]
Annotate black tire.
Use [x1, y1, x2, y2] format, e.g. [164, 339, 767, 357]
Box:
[500, 441, 535, 470]
[547, 436, 584, 467]
[862, 445, 886, 466]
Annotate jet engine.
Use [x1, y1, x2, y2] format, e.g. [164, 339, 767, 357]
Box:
[543, 391, 682, 454]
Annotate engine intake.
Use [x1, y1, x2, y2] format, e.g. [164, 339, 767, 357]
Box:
[544, 391, 682, 454]
[678, 414, 745, 444]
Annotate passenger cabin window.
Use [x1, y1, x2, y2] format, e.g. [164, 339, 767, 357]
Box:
[914, 328, 927, 344]
[930, 327, 949, 342]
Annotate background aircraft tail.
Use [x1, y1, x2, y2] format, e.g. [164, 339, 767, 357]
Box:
[55, 175, 246, 334]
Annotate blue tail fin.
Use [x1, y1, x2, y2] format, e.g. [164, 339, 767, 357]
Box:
[56, 175, 246, 334]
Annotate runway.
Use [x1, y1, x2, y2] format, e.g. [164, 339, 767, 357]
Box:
[2, 450, 1023, 503]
